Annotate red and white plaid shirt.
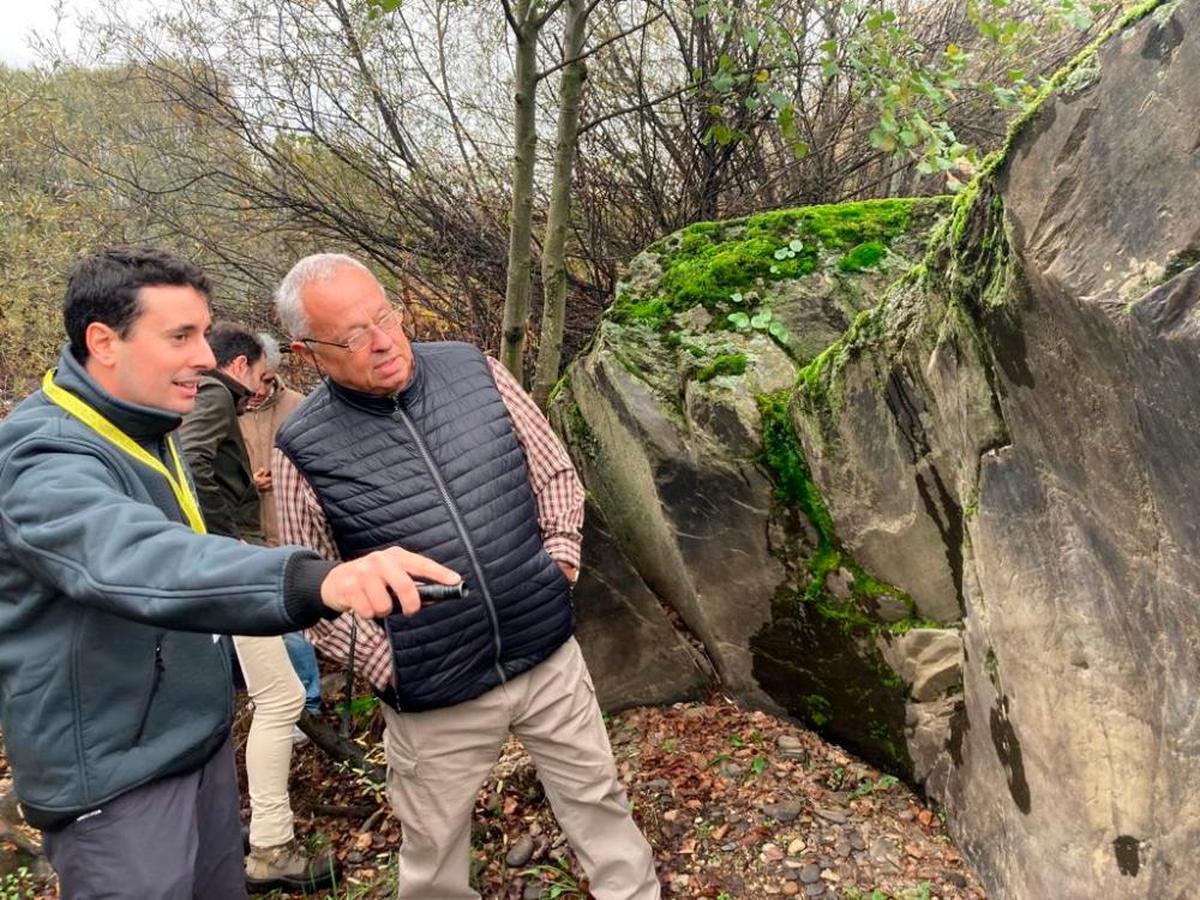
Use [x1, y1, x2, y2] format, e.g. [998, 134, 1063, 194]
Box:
[273, 356, 584, 692]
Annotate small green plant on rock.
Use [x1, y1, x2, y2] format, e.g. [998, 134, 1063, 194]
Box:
[727, 305, 789, 344]
[696, 352, 749, 383]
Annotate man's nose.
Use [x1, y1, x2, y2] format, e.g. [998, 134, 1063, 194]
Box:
[195, 339, 217, 370]
[368, 322, 394, 351]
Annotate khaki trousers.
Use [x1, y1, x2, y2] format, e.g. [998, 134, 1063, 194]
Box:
[233, 634, 306, 849]
[382, 637, 660, 900]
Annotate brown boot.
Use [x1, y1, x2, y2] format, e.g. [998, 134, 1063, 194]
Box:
[245, 839, 337, 893]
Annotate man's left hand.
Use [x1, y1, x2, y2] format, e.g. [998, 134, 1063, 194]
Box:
[557, 561, 578, 585]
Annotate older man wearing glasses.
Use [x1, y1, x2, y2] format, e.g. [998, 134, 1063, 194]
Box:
[270, 254, 660, 900]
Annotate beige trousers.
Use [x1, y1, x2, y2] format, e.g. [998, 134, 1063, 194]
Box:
[233, 634, 306, 849]
[382, 637, 660, 900]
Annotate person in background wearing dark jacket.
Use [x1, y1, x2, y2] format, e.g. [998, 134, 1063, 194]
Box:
[179, 323, 333, 892]
[0, 246, 459, 900]
[272, 253, 660, 899]
[239, 337, 322, 720]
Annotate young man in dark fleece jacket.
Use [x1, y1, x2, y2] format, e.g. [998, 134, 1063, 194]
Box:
[0, 247, 458, 900]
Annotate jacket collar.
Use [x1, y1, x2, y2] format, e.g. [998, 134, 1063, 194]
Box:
[50, 346, 183, 441]
[202, 368, 254, 415]
[325, 349, 424, 414]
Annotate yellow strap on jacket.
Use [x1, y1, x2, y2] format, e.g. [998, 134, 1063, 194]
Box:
[42, 369, 207, 535]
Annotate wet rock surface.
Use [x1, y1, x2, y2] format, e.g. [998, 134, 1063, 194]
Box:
[557, 4, 1196, 897]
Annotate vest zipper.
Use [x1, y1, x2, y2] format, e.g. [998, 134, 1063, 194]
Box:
[391, 402, 506, 685]
[134, 636, 165, 744]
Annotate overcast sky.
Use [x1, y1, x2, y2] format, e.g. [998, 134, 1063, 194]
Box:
[0, 1, 79, 67]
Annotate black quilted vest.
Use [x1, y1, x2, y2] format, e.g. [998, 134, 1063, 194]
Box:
[276, 342, 574, 711]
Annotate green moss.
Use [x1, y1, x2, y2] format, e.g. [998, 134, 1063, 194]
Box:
[546, 372, 570, 408]
[757, 390, 835, 542]
[566, 402, 601, 462]
[793, 305, 889, 444]
[838, 241, 887, 273]
[886, 617, 944, 637]
[659, 235, 811, 308]
[609, 295, 673, 328]
[611, 198, 940, 331]
[696, 352, 749, 383]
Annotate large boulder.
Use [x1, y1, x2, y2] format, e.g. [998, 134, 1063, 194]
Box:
[564, 2, 1200, 895]
[790, 3, 1200, 895]
[553, 199, 951, 763]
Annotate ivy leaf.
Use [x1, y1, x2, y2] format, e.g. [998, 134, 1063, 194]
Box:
[750, 310, 772, 329]
[870, 130, 897, 153]
[773, 248, 790, 260]
[709, 122, 735, 145]
[768, 321, 790, 343]
[730, 291, 744, 304]
[769, 265, 781, 275]
[788, 239, 804, 252]
[727, 312, 751, 330]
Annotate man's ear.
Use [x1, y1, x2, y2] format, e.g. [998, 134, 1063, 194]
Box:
[290, 341, 316, 367]
[84, 322, 120, 368]
[226, 354, 249, 378]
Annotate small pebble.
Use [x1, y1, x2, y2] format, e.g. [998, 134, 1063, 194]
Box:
[505, 834, 534, 868]
[764, 800, 804, 823]
[815, 807, 848, 825]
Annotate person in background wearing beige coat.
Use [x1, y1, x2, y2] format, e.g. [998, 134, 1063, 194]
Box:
[239, 336, 323, 720]
[239, 336, 304, 546]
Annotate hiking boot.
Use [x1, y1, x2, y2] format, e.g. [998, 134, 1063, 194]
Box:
[245, 839, 337, 893]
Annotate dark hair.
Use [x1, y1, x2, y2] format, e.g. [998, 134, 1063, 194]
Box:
[64, 246, 213, 362]
[208, 322, 264, 369]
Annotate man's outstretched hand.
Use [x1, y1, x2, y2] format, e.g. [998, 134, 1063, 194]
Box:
[320, 546, 461, 619]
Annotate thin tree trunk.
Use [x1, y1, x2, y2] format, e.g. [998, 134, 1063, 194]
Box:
[531, 0, 588, 407]
[500, 0, 539, 379]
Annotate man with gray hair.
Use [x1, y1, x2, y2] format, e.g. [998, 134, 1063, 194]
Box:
[271, 253, 660, 899]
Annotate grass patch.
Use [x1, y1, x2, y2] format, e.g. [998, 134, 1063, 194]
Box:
[696, 352, 749, 383]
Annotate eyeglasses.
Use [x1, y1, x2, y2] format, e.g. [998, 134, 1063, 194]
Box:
[300, 307, 404, 353]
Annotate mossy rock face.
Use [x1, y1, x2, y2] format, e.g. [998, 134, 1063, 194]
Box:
[774, 3, 1200, 897]
[555, 197, 950, 768]
[610, 198, 946, 352]
[564, 4, 1200, 894]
